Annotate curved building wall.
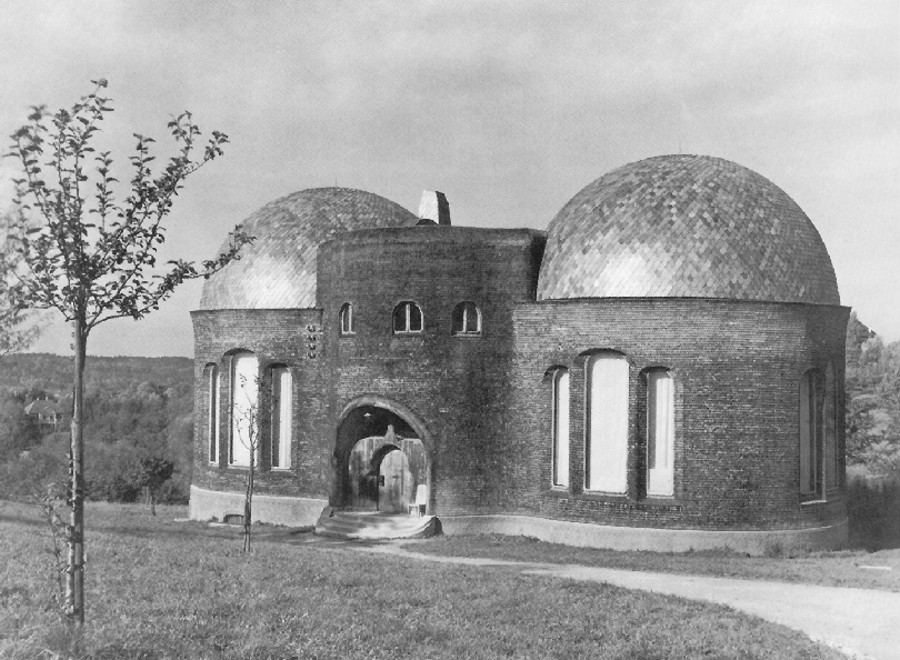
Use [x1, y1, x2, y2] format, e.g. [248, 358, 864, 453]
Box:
[505, 298, 849, 537]
[189, 308, 331, 525]
[316, 226, 546, 515]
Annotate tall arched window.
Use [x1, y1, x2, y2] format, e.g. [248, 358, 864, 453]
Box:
[552, 368, 570, 488]
[230, 351, 258, 467]
[646, 369, 674, 497]
[824, 362, 838, 491]
[392, 301, 423, 334]
[270, 366, 292, 469]
[799, 369, 823, 498]
[585, 352, 629, 493]
[339, 302, 355, 335]
[205, 363, 219, 464]
[452, 301, 481, 335]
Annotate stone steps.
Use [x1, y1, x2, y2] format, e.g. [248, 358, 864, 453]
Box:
[315, 508, 438, 540]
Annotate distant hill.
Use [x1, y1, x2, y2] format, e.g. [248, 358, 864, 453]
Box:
[0, 353, 196, 503]
[0, 353, 193, 398]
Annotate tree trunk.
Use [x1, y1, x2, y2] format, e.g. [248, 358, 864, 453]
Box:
[243, 454, 254, 553]
[66, 316, 86, 625]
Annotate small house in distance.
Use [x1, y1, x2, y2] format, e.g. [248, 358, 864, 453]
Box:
[190, 154, 848, 555]
[24, 398, 64, 432]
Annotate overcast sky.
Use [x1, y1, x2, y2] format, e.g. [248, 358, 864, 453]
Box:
[1, 0, 898, 356]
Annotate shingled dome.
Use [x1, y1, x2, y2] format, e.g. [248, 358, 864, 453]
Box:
[537, 155, 839, 304]
[200, 188, 417, 309]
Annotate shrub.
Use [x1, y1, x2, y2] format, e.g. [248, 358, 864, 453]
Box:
[847, 471, 900, 550]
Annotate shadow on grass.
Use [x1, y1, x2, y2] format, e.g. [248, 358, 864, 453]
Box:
[0, 500, 386, 550]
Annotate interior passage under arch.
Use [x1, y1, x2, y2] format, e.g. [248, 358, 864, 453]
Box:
[338, 405, 428, 513]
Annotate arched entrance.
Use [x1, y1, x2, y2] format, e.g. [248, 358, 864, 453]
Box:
[336, 403, 430, 514]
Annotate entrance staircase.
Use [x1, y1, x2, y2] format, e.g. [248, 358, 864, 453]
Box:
[315, 508, 438, 540]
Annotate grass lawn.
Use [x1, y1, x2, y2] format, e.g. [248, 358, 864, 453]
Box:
[0, 501, 851, 660]
[406, 533, 900, 592]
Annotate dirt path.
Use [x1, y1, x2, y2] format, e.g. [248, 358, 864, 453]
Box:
[357, 543, 900, 660]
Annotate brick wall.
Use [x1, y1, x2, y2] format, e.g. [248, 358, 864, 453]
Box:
[191, 227, 848, 535]
[507, 298, 849, 531]
[191, 308, 331, 499]
[316, 226, 545, 515]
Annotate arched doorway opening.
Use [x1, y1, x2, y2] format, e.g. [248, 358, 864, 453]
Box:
[336, 403, 430, 513]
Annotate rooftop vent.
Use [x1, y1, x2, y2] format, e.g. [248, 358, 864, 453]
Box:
[417, 190, 450, 225]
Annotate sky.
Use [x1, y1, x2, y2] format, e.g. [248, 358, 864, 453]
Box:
[1, 0, 897, 356]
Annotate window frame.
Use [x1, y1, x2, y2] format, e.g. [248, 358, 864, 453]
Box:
[645, 368, 675, 497]
[205, 363, 219, 465]
[229, 351, 259, 468]
[270, 365, 292, 470]
[339, 302, 355, 336]
[451, 301, 482, 336]
[584, 351, 629, 494]
[392, 301, 424, 335]
[799, 369, 824, 500]
[551, 367, 570, 488]
[824, 362, 839, 492]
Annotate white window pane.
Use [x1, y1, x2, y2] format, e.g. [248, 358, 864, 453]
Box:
[278, 369, 292, 469]
[647, 370, 674, 496]
[231, 353, 258, 466]
[587, 355, 628, 493]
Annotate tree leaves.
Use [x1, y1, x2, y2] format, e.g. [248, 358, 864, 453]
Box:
[4, 80, 254, 333]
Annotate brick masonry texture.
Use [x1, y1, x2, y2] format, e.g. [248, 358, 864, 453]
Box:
[192, 308, 331, 499]
[507, 298, 849, 531]
[190, 157, 850, 542]
[316, 227, 546, 516]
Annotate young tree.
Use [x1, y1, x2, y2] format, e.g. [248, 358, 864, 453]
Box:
[233, 373, 260, 553]
[138, 454, 175, 516]
[5, 79, 251, 625]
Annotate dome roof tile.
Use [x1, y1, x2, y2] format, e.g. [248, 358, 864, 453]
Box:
[536, 155, 839, 304]
[199, 187, 416, 310]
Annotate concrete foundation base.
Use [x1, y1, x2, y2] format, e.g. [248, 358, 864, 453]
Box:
[189, 485, 327, 528]
[439, 514, 849, 556]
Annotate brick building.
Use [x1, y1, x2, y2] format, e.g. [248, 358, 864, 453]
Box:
[190, 154, 848, 554]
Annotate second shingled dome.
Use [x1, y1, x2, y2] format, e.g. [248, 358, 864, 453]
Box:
[536, 154, 839, 305]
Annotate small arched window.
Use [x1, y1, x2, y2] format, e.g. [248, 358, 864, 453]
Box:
[551, 368, 570, 488]
[393, 301, 423, 334]
[452, 301, 481, 335]
[339, 302, 355, 335]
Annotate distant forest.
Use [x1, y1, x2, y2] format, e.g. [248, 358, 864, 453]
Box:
[1, 313, 899, 508]
[845, 313, 900, 479]
[0, 354, 194, 503]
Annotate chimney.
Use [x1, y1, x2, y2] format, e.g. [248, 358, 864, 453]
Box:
[418, 190, 450, 225]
